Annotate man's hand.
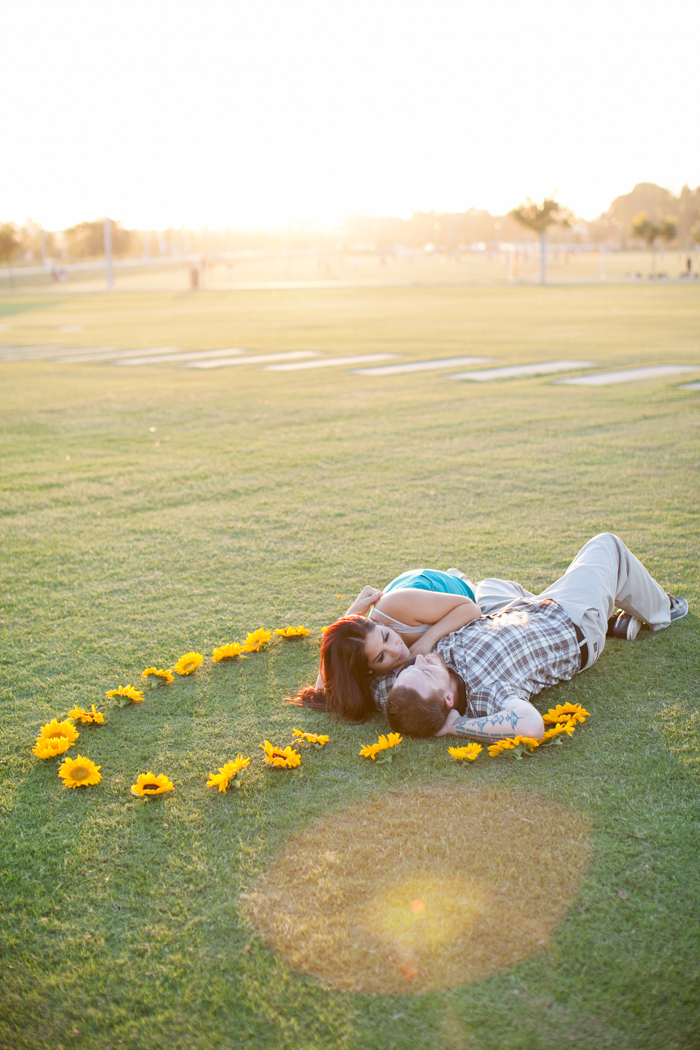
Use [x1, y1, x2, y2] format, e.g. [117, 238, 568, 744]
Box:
[345, 586, 383, 617]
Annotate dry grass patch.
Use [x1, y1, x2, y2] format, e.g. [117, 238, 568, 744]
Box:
[242, 784, 592, 994]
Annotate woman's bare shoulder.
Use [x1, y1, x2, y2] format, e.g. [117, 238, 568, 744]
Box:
[374, 588, 431, 627]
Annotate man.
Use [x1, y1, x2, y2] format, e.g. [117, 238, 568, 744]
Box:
[368, 534, 688, 741]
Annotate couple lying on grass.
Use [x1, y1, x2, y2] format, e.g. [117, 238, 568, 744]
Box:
[289, 534, 688, 742]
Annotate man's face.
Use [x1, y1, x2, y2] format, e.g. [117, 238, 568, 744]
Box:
[394, 652, 452, 703]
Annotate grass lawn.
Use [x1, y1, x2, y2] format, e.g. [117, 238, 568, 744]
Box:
[1, 285, 699, 1050]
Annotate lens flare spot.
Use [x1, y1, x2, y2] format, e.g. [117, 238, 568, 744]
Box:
[362, 876, 489, 956]
[399, 956, 419, 981]
[242, 785, 592, 994]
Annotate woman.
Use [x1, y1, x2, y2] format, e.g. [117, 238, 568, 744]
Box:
[289, 568, 482, 721]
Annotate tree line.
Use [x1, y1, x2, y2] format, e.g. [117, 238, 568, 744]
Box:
[1, 182, 700, 266]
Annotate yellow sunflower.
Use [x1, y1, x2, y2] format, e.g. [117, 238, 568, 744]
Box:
[142, 667, 175, 684]
[542, 721, 577, 742]
[130, 772, 174, 797]
[212, 642, 246, 662]
[38, 718, 79, 746]
[542, 702, 591, 725]
[243, 629, 272, 653]
[273, 625, 311, 638]
[487, 738, 517, 757]
[259, 741, 301, 769]
[206, 754, 251, 792]
[173, 652, 204, 675]
[58, 754, 102, 788]
[105, 684, 145, 705]
[448, 743, 483, 761]
[292, 729, 329, 746]
[359, 732, 403, 761]
[66, 704, 105, 724]
[512, 735, 540, 749]
[33, 736, 73, 759]
[488, 735, 540, 758]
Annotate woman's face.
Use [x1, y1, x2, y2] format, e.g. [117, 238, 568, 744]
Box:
[363, 623, 410, 673]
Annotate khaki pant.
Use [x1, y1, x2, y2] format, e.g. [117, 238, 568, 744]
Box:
[475, 534, 671, 670]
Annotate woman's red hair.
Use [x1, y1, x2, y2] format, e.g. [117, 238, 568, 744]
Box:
[284, 615, 375, 721]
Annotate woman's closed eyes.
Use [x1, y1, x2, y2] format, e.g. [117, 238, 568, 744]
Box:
[375, 630, 390, 663]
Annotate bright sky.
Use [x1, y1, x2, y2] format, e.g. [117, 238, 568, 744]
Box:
[3, 0, 698, 230]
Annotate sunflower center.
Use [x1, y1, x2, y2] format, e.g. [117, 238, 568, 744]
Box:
[46, 730, 68, 739]
[142, 782, 161, 792]
[72, 766, 90, 780]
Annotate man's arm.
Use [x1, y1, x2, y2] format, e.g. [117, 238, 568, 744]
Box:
[435, 696, 544, 742]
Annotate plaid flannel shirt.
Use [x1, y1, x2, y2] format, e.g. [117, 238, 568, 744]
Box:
[370, 598, 581, 718]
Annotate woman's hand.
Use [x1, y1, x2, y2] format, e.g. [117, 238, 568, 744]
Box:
[345, 586, 383, 617]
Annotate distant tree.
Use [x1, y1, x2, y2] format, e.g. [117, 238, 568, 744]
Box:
[64, 219, 136, 260]
[632, 212, 677, 275]
[0, 223, 20, 290]
[676, 184, 700, 245]
[509, 197, 571, 284]
[0, 223, 19, 264]
[17, 219, 54, 263]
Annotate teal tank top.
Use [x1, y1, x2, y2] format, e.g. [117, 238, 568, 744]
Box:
[383, 568, 475, 602]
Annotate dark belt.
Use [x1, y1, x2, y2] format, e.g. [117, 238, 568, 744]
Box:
[574, 623, 588, 670]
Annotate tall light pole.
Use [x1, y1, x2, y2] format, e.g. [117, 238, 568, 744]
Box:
[104, 216, 114, 291]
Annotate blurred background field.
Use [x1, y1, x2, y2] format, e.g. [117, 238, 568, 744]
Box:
[2, 247, 698, 294]
[1, 283, 699, 1050]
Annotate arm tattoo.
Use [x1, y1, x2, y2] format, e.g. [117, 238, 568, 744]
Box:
[452, 708, 521, 742]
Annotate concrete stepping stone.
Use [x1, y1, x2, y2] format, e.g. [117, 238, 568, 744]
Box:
[450, 360, 594, 382]
[50, 347, 132, 361]
[185, 351, 321, 370]
[114, 348, 252, 366]
[353, 355, 494, 376]
[264, 353, 398, 372]
[557, 365, 700, 386]
[0, 345, 65, 360]
[60, 346, 184, 363]
[678, 381, 700, 390]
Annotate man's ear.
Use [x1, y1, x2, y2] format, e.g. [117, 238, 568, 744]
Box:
[444, 691, 456, 710]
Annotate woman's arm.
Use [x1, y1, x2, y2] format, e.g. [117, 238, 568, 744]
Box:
[407, 601, 482, 657]
[344, 586, 384, 617]
[374, 589, 482, 657]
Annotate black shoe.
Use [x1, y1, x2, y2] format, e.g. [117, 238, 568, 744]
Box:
[607, 611, 643, 641]
[667, 594, 689, 622]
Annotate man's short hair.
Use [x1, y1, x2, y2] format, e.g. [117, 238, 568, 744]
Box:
[386, 683, 449, 738]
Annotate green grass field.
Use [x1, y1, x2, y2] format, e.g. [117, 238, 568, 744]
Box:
[1, 285, 699, 1050]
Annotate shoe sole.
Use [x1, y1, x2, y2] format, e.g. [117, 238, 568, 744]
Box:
[667, 595, 689, 622]
[624, 616, 642, 641]
[612, 613, 642, 641]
